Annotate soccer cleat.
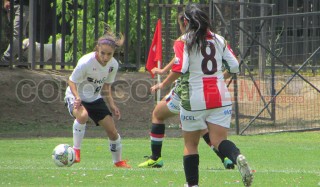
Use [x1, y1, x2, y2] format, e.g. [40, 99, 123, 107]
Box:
[236, 154, 253, 187]
[74, 148, 80, 163]
[223, 157, 235, 169]
[138, 156, 163, 168]
[114, 160, 131, 168]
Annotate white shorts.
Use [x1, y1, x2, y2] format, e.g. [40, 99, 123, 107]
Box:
[180, 105, 232, 131]
[65, 96, 75, 118]
[164, 88, 180, 114]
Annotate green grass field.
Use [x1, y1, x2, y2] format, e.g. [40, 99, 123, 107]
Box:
[0, 132, 319, 187]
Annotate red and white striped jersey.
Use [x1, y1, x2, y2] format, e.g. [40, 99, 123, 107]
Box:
[172, 32, 239, 111]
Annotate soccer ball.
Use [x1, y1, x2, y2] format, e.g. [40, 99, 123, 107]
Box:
[52, 144, 75, 167]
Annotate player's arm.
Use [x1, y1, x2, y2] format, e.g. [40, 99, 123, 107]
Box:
[102, 83, 121, 120]
[222, 41, 239, 74]
[68, 80, 81, 109]
[151, 38, 184, 92]
[151, 71, 181, 93]
[151, 57, 175, 75]
[223, 71, 232, 80]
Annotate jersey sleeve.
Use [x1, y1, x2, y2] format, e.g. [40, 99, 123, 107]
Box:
[172, 40, 188, 73]
[104, 59, 119, 84]
[222, 41, 239, 74]
[69, 61, 86, 83]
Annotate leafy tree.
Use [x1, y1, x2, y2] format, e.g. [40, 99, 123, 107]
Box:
[53, 0, 208, 67]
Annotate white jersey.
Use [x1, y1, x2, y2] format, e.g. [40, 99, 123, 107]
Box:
[172, 32, 239, 111]
[65, 52, 119, 103]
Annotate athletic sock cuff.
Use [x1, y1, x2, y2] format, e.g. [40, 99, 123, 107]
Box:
[109, 134, 121, 144]
[74, 120, 86, 130]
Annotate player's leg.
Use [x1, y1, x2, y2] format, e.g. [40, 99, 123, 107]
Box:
[138, 98, 176, 168]
[151, 99, 176, 157]
[66, 97, 88, 163]
[72, 107, 88, 163]
[85, 98, 129, 168]
[151, 91, 180, 156]
[98, 115, 129, 168]
[207, 106, 253, 186]
[209, 124, 253, 186]
[1, 6, 21, 65]
[79, 98, 129, 168]
[180, 108, 207, 187]
[200, 129, 234, 169]
[183, 130, 201, 187]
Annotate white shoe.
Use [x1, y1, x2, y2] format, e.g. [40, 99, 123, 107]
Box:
[236, 154, 253, 187]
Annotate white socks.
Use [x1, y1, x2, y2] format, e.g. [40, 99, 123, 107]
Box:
[73, 120, 122, 164]
[73, 119, 86, 149]
[109, 134, 122, 163]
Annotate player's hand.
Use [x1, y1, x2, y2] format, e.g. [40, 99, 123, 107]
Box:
[111, 105, 121, 120]
[151, 67, 164, 75]
[150, 83, 163, 93]
[73, 97, 81, 109]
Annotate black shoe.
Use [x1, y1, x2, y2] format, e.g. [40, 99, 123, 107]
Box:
[0, 56, 10, 67]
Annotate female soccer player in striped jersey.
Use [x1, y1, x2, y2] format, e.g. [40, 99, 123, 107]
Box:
[139, 12, 234, 170]
[151, 3, 253, 187]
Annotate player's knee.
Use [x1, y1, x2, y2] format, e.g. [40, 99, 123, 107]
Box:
[211, 138, 225, 150]
[152, 108, 168, 122]
[75, 110, 88, 123]
[108, 130, 119, 140]
[152, 110, 161, 122]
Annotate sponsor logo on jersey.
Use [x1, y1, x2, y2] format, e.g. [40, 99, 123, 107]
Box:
[87, 77, 108, 84]
[87, 77, 94, 82]
[181, 115, 196, 121]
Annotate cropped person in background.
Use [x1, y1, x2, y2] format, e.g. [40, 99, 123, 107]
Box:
[1, 0, 29, 67]
[64, 29, 130, 168]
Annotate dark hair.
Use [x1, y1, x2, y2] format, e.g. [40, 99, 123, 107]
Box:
[178, 12, 185, 25]
[184, 3, 211, 54]
[177, 12, 186, 35]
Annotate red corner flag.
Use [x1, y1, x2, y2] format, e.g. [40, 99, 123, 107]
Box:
[146, 19, 162, 78]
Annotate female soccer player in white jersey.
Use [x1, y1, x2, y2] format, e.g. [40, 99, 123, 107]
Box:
[139, 12, 234, 170]
[64, 29, 130, 168]
[151, 3, 253, 187]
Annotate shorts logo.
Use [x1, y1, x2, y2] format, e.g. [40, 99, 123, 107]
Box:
[168, 102, 179, 111]
[181, 115, 195, 121]
[223, 109, 232, 115]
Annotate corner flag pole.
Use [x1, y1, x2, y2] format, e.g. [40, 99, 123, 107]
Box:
[157, 60, 161, 103]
